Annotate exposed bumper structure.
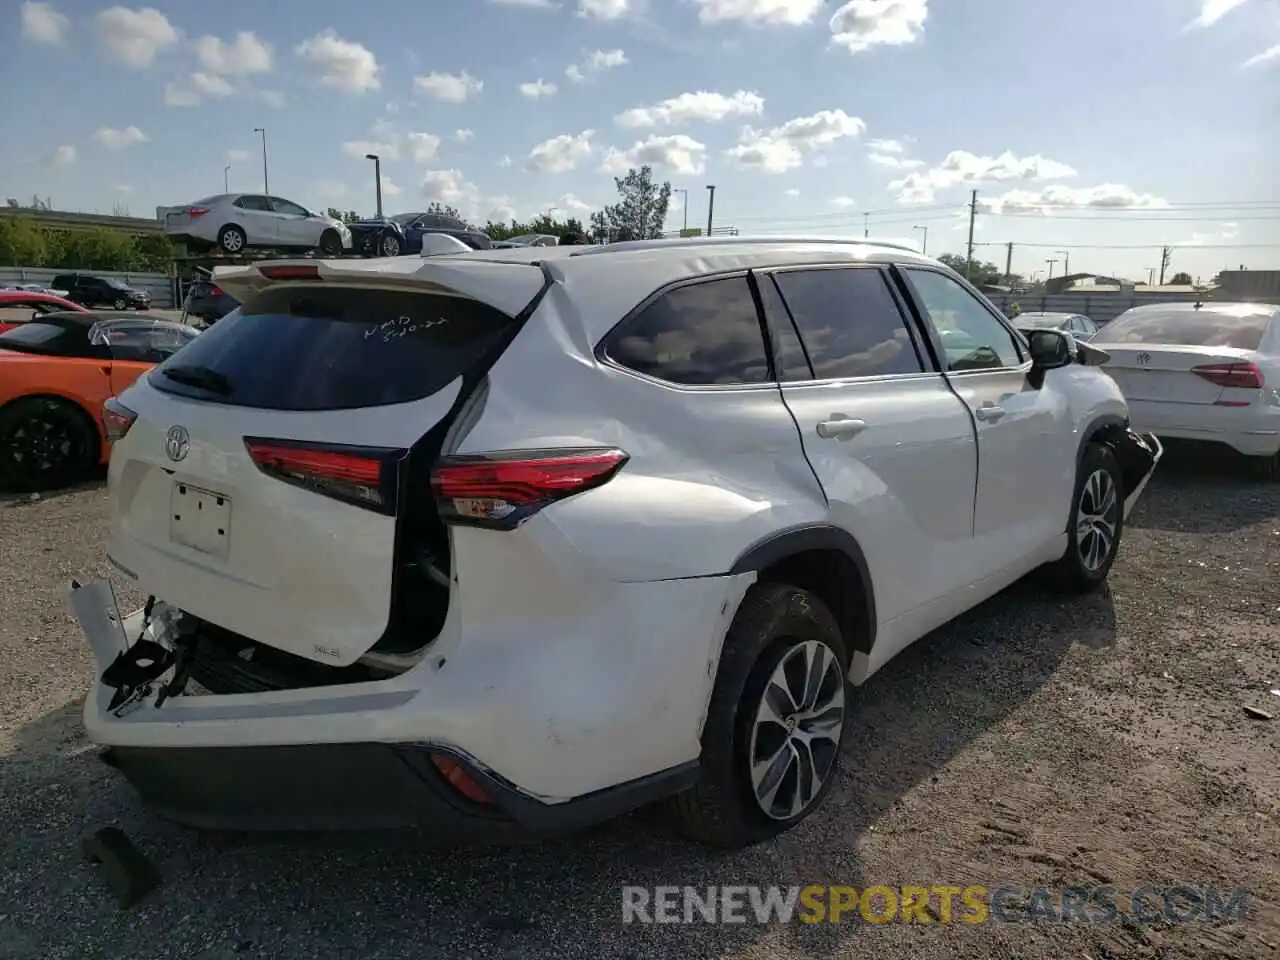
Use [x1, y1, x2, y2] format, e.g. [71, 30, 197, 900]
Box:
[68, 572, 752, 834]
[1119, 431, 1163, 521]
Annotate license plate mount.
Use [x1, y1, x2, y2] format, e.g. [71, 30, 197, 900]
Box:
[170, 482, 231, 559]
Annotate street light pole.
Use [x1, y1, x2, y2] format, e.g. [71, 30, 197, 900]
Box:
[1056, 250, 1071, 276]
[366, 153, 383, 218]
[912, 224, 928, 254]
[705, 184, 716, 237]
[675, 188, 688, 232]
[252, 127, 269, 194]
[224, 165, 231, 192]
[1046, 258, 1058, 280]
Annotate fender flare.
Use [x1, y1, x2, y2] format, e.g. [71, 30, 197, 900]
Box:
[728, 523, 877, 653]
[1075, 413, 1128, 475]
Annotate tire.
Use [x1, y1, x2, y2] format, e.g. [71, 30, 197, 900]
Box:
[0, 397, 99, 492]
[666, 581, 850, 848]
[113, 298, 126, 310]
[318, 230, 343, 256]
[378, 232, 401, 257]
[1047, 441, 1124, 593]
[1252, 451, 1280, 481]
[217, 224, 247, 254]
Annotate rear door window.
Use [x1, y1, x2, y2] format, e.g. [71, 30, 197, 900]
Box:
[149, 286, 515, 410]
[1100, 309, 1272, 350]
[602, 276, 770, 385]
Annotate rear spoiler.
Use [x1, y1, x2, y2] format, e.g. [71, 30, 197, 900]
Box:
[212, 257, 552, 318]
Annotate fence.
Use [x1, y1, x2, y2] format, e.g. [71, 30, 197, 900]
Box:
[984, 290, 1273, 325]
[0, 266, 177, 309]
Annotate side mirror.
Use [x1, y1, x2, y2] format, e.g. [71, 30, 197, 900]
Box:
[1026, 329, 1073, 370]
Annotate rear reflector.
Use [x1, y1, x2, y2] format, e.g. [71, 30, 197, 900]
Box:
[431, 447, 629, 530]
[244, 438, 404, 513]
[102, 397, 137, 443]
[428, 754, 493, 805]
[258, 264, 322, 281]
[1192, 361, 1264, 391]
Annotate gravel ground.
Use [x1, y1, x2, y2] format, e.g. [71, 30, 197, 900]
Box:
[1, 449, 1277, 960]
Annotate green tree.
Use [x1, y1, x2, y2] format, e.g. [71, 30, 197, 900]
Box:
[936, 253, 1004, 285]
[0, 216, 182, 270]
[426, 201, 461, 219]
[483, 215, 589, 242]
[1169, 271, 1193, 285]
[325, 207, 363, 224]
[0, 217, 50, 265]
[589, 166, 671, 242]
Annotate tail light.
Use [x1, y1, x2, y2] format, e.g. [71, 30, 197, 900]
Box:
[244, 438, 405, 513]
[1192, 362, 1264, 405]
[210, 285, 223, 296]
[258, 264, 321, 280]
[188, 207, 209, 218]
[102, 397, 137, 443]
[431, 447, 629, 530]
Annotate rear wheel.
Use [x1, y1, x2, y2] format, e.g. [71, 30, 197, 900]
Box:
[666, 581, 849, 848]
[0, 397, 98, 491]
[113, 297, 126, 310]
[1048, 441, 1124, 593]
[318, 230, 343, 256]
[217, 224, 247, 254]
[378, 232, 401, 257]
[1252, 451, 1280, 481]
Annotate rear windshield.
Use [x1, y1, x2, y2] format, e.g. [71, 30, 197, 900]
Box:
[149, 286, 515, 411]
[1100, 309, 1272, 350]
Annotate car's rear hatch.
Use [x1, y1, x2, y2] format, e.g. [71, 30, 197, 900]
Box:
[107, 258, 548, 668]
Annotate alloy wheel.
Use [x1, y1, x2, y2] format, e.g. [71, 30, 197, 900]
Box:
[4, 415, 77, 482]
[1077, 468, 1119, 572]
[747, 639, 845, 821]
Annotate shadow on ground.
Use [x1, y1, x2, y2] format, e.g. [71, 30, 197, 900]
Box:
[1125, 442, 1278, 533]
[0, 474, 106, 508]
[1, 577, 1114, 960]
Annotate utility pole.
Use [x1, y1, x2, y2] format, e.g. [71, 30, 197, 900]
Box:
[675, 188, 688, 232]
[252, 127, 269, 194]
[912, 225, 928, 254]
[223, 164, 231, 192]
[1145, 267, 1156, 286]
[366, 153, 383, 218]
[705, 184, 716, 237]
[1056, 250, 1070, 276]
[964, 189, 978, 280]
[863, 212, 869, 238]
[1046, 258, 1058, 280]
[1005, 242, 1014, 284]
[1158, 246, 1171, 285]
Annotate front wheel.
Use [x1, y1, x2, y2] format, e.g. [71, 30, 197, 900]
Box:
[0, 397, 98, 492]
[666, 581, 849, 848]
[112, 297, 126, 310]
[1048, 441, 1124, 593]
[378, 232, 402, 257]
[318, 230, 343, 256]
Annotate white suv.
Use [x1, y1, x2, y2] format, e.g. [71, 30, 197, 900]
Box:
[70, 238, 1161, 848]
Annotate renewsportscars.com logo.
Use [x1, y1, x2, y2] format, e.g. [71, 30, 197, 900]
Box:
[621, 885, 1250, 925]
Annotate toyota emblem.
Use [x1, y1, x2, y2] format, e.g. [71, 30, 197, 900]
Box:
[164, 425, 190, 462]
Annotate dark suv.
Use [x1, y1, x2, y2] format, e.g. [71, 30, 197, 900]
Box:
[52, 274, 151, 310]
[348, 212, 493, 258]
[182, 277, 240, 325]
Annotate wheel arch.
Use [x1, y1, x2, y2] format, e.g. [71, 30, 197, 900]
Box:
[0, 391, 103, 459]
[1075, 413, 1146, 504]
[728, 524, 877, 656]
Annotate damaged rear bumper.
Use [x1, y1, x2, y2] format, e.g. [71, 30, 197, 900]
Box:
[1116, 430, 1163, 520]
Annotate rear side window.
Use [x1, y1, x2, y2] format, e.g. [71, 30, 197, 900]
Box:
[150, 286, 514, 411]
[772, 267, 925, 379]
[603, 276, 770, 385]
[1100, 309, 1272, 350]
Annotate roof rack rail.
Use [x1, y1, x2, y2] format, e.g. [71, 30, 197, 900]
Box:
[569, 235, 926, 257]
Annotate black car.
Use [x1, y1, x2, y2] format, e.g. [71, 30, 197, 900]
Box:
[348, 212, 492, 258]
[183, 278, 240, 325]
[51, 273, 152, 311]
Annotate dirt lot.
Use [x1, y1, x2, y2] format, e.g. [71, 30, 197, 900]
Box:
[1, 450, 1277, 960]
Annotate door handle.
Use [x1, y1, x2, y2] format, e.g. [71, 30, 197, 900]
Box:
[974, 403, 1006, 423]
[816, 415, 868, 441]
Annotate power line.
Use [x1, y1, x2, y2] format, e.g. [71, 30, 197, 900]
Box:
[986, 212, 1280, 222]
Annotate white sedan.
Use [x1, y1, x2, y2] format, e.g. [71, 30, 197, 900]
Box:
[1093, 301, 1280, 477]
[163, 193, 353, 256]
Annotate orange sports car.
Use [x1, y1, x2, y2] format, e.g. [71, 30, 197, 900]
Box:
[0, 311, 199, 490]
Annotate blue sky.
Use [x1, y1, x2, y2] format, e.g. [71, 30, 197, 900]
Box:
[2, 0, 1277, 280]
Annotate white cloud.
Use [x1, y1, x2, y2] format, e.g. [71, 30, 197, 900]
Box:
[193, 31, 273, 74]
[550, 193, 595, 215]
[979, 184, 1169, 214]
[260, 90, 286, 108]
[343, 138, 400, 161]
[50, 144, 76, 168]
[163, 81, 200, 107]
[520, 78, 559, 98]
[95, 6, 179, 68]
[830, 196, 857, 208]
[414, 70, 483, 102]
[499, 155, 513, 167]
[407, 132, 442, 162]
[1186, 0, 1250, 29]
[868, 152, 924, 169]
[489, 0, 559, 6]
[784, 187, 800, 197]
[578, 0, 632, 18]
[566, 48, 627, 82]
[296, 29, 381, 92]
[226, 149, 250, 163]
[115, 184, 132, 193]
[1242, 43, 1280, 67]
[92, 125, 148, 150]
[691, 0, 824, 25]
[891, 149, 1078, 203]
[527, 130, 595, 173]
[829, 0, 927, 54]
[21, 2, 68, 43]
[602, 134, 708, 175]
[380, 174, 403, 199]
[315, 180, 349, 200]
[616, 89, 765, 128]
[163, 71, 234, 107]
[455, 128, 475, 142]
[486, 197, 520, 222]
[421, 168, 478, 206]
[191, 71, 234, 96]
[726, 108, 866, 173]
